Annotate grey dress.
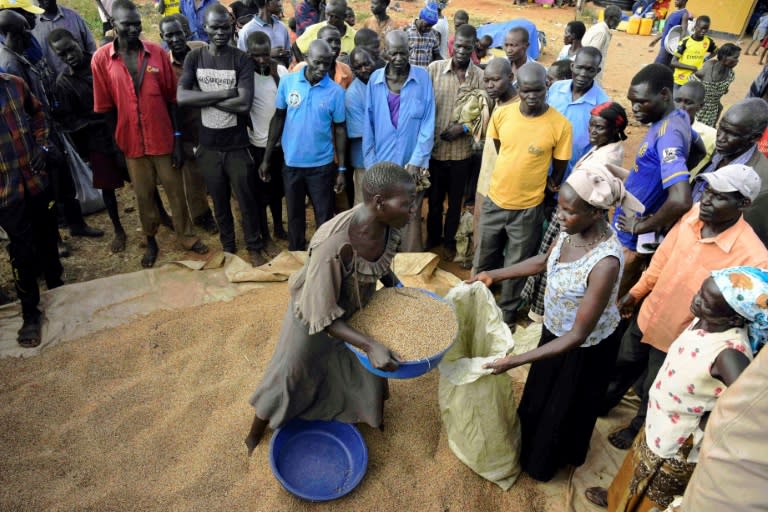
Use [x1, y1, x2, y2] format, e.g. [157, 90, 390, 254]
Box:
[249, 206, 401, 429]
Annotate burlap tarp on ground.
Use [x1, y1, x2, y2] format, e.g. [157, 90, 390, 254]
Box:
[0, 251, 460, 359]
[0, 252, 636, 510]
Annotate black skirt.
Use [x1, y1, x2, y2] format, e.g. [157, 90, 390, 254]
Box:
[517, 325, 622, 482]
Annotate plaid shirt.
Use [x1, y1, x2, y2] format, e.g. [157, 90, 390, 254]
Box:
[406, 24, 440, 68]
[428, 59, 484, 161]
[0, 73, 49, 209]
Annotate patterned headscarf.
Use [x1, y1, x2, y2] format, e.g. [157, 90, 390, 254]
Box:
[711, 266, 768, 354]
[591, 101, 628, 141]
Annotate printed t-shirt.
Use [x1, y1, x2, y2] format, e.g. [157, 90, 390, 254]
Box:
[179, 45, 254, 150]
[487, 104, 572, 210]
[674, 36, 717, 85]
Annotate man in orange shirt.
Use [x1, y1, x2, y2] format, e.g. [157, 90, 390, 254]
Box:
[294, 25, 353, 88]
[602, 164, 768, 449]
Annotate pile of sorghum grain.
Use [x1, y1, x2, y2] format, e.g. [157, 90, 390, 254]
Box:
[347, 288, 458, 360]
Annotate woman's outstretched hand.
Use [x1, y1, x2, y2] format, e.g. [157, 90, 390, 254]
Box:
[465, 271, 494, 287]
[483, 356, 518, 374]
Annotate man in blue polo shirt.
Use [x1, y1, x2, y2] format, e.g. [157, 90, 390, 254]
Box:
[547, 46, 609, 180]
[612, 63, 693, 295]
[259, 39, 346, 251]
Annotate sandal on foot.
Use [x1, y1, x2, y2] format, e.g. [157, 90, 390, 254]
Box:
[585, 487, 608, 508]
[18, 316, 42, 348]
[608, 426, 639, 450]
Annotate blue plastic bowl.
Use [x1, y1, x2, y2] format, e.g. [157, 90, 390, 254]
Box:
[269, 419, 368, 502]
[345, 289, 455, 379]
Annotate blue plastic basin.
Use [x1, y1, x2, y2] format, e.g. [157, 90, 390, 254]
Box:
[345, 288, 455, 379]
[269, 419, 368, 502]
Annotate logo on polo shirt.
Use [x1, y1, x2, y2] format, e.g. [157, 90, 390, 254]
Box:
[287, 90, 302, 108]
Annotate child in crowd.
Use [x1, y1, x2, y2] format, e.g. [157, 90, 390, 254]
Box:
[556, 20, 585, 61]
[545, 59, 572, 87]
[671, 16, 716, 90]
[746, 11, 768, 56]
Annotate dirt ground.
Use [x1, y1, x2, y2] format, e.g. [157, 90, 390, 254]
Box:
[0, 0, 761, 299]
[1, 2, 760, 510]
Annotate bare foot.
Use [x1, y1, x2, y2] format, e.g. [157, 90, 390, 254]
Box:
[264, 240, 281, 258]
[141, 237, 159, 268]
[245, 415, 268, 456]
[585, 487, 608, 508]
[249, 249, 268, 267]
[111, 231, 127, 253]
[608, 425, 638, 450]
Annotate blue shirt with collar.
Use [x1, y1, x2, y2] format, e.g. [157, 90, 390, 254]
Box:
[613, 108, 692, 251]
[180, 0, 217, 42]
[547, 78, 610, 179]
[236, 14, 291, 53]
[345, 77, 367, 169]
[276, 69, 345, 168]
[363, 65, 435, 169]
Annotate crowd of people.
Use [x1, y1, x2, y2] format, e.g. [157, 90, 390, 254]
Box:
[1, 0, 767, 509]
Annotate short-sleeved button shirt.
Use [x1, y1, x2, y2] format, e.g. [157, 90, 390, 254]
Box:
[92, 40, 177, 158]
[91, 41, 176, 158]
[276, 69, 345, 168]
[236, 15, 291, 54]
[547, 79, 610, 178]
[613, 108, 691, 251]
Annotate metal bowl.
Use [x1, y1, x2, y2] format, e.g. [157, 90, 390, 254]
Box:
[664, 25, 682, 54]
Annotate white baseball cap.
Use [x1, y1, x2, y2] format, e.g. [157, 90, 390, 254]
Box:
[698, 164, 762, 202]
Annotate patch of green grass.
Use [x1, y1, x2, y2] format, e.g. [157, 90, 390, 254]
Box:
[61, 0, 102, 35]
[61, 0, 162, 41]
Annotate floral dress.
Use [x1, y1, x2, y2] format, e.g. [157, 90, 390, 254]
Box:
[645, 322, 752, 462]
[693, 65, 735, 127]
[607, 322, 752, 511]
[249, 206, 401, 429]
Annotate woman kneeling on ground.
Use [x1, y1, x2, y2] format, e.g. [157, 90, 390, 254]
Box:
[468, 163, 643, 482]
[244, 162, 417, 453]
[585, 267, 765, 511]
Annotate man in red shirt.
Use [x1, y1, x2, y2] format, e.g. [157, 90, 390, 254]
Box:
[92, 0, 208, 267]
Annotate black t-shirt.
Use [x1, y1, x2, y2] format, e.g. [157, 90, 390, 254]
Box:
[230, 1, 260, 23]
[179, 45, 254, 150]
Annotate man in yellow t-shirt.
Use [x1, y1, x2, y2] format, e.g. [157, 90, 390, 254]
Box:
[295, 0, 356, 58]
[474, 62, 572, 328]
[671, 16, 716, 87]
